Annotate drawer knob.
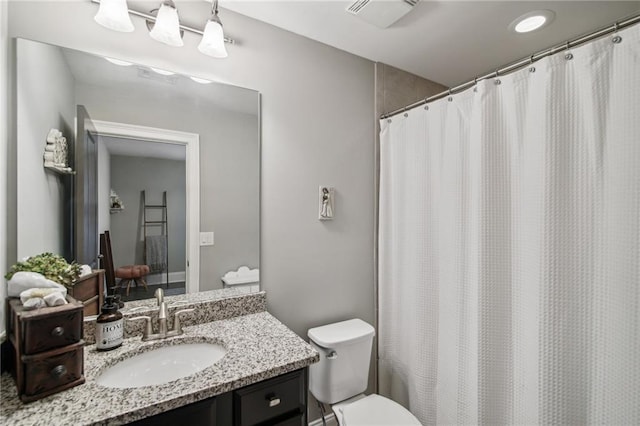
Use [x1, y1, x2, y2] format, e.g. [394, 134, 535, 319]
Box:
[51, 326, 65, 337]
[267, 394, 281, 407]
[51, 365, 67, 378]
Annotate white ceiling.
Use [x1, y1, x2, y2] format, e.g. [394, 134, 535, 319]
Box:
[218, 0, 640, 86]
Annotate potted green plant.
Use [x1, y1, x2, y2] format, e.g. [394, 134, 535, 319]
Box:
[5, 252, 81, 288]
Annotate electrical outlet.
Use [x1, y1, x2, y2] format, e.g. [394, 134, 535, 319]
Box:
[200, 232, 214, 246]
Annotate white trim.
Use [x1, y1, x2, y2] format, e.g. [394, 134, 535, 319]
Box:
[308, 413, 338, 426]
[146, 271, 186, 286]
[92, 120, 200, 295]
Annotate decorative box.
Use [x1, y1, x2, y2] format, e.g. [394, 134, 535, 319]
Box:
[7, 296, 85, 402]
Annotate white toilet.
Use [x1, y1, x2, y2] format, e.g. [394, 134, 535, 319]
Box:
[308, 319, 422, 426]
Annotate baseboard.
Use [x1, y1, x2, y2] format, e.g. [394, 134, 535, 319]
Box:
[308, 413, 337, 426]
[146, 271, 185, 285]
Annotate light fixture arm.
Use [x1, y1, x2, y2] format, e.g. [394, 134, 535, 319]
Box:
[209, 0, 223, 27]
[90, 0, 235, 44]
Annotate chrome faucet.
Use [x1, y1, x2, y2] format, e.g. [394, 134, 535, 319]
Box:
[128, 289, 194, 341]
[156, 288, 168, 337]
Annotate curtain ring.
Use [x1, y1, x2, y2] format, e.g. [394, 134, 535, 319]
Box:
[564, 41, 573, 60]
[529, 55, 536, 73]
[447, 88, 453, 102]
[403, 106, 408, 117]
[612, 22, 622, 43]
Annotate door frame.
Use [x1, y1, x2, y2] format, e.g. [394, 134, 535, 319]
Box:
[92, 119, 200, 294]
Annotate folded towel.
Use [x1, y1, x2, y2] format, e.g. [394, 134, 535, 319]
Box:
[8, 271, 68, 298]
[23, 298, 46, 310]
[20, 288, 68, 306]
[146, 235, 168, 272]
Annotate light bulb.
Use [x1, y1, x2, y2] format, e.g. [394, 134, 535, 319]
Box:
[149, 2, 184, 47]
[94, 0, 134, 32]
[198, 19, 228, 58]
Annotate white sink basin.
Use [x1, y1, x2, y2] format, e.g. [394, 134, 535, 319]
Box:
[96, 342, 227, 389]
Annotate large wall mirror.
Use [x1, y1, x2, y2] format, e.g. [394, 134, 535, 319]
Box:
[15, 38, 260, 303]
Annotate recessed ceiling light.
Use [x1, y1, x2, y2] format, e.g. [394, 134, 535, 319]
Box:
[150, 67, 175, 76]
[104, 57, 133, 66]
[190, 76, 213, 84]
[510, 10, 555, 34]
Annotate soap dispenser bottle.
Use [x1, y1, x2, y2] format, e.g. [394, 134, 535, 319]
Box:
[96, 296, 124, 351]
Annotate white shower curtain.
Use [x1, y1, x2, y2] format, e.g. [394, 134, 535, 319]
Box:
[379, 23, 639, 425]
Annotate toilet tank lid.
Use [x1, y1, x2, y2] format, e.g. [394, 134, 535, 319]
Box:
[308, 319, 375, 347]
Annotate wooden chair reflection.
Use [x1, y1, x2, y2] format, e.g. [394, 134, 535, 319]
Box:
[100, 231, 150, 297]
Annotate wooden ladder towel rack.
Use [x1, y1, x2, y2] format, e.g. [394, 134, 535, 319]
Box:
[143, 190, 169, 288]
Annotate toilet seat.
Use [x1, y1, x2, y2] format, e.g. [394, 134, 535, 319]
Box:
[336, 394, 422, 426]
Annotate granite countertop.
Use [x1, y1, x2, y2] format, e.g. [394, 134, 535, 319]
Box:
[1, 311, 319, 425]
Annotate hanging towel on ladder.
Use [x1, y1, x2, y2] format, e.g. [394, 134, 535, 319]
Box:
[146, 235, 167, 272]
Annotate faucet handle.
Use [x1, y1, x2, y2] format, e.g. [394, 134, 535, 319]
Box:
[172, 309, 195, 334]
[128, 315, 152, 340]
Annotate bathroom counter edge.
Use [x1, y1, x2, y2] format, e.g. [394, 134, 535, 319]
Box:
[0, 311, 320, 425]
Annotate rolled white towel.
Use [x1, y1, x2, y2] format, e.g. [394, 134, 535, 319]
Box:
[79, 265, 92, 277]
[8, 271, 67, 298]
[43, 291, 68, 306]
[44, 144, 56, 152]
[20, 287, 67, 304]
[23, 298, 46, 310]
[43, 152, 55, 161]
[46, 128, 61, 143]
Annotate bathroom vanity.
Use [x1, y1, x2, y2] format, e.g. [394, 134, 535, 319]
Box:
[0, 291, 319, 425]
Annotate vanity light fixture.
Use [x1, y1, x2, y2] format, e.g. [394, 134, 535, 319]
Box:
[190, 76, 213, 84]
[150, 67, 176, 76]
[104, 57, 133, 66]
[94, 0, 134, 32]
[198, 0, 228, 58]
[510, 10, 555, 33]
[91, 0, 236, 57]
[149, 0, 184, 47]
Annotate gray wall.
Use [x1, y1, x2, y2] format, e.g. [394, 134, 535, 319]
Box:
[16, 39, 75, 260]
[97, 136, 110, 235]
[5, 5, 376, 412]
[110, 155, 186, 275]
[75, 82, 260, 290]
[0, 0, 8, 337]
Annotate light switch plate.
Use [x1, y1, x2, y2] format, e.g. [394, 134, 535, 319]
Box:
[200, 232, 214, 246]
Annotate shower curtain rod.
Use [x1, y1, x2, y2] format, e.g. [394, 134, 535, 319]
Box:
[380, 12, 640, 120]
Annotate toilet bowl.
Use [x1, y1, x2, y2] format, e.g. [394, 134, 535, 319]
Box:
[308, 319, 422, 426]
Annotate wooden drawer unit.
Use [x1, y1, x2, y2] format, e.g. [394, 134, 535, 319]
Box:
[7, 296, 85, 402]
[67, 269, 105, 316]
[21, 341, 85, 398]
[233, 369, 307, 426]
[9, 298, 83, 354]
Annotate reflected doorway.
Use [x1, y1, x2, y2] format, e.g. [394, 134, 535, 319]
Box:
[101, 137, 186, 301]
[94, 120, 200, 302]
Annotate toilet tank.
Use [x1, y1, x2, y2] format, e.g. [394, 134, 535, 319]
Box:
[307, 319, 375, 404]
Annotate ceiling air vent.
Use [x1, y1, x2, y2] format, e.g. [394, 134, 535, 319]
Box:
[346, 0, 419, 29]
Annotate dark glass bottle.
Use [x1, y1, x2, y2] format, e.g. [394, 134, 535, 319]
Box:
[96, 296, 123, 351]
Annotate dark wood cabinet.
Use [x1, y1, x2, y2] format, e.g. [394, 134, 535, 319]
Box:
[131, 368, 308, 426]
[234, 369, 307, 426]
